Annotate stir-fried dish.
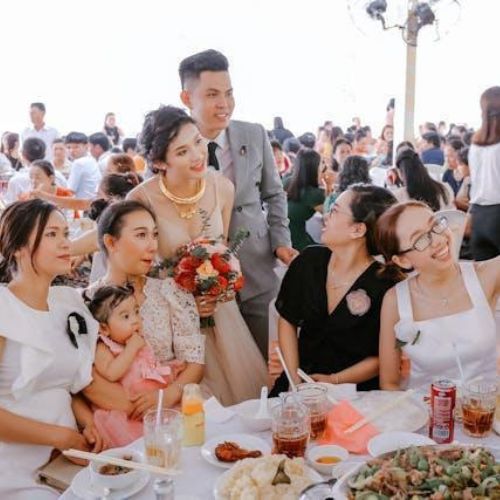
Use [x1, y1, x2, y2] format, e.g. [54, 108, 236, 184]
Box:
[348, 446, 500, 499]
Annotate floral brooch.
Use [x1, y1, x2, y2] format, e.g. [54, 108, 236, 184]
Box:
[395, 320, 421, 349]
[346, 289, 371, 316]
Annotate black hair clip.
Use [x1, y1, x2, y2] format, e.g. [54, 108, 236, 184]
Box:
[66, 312, 88, 349]
[240, 145, 247, 156]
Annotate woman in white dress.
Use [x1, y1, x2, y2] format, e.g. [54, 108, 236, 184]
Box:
[377, 201, 500, 389]
[83, 200, 205, 419]
[128, 105, 267, 405]
[0, 199, 99, 499]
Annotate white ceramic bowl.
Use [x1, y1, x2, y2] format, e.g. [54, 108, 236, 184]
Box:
[306, 444, 349, 475]
[235, 399, 274, 432]
[89, 448, 143, 490]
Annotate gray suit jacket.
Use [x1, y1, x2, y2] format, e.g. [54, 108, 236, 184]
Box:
[225, 120, 291, 302]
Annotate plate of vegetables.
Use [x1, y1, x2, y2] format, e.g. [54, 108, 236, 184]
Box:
[331, 445, 500, 499]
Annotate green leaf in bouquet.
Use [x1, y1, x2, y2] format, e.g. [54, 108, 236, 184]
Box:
[191, 246, 209, 259]
[228, 227, 250, 255]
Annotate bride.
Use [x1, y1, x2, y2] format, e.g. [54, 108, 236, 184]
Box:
[128, 105, 267, 405]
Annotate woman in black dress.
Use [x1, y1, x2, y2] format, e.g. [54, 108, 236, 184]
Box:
[271, 184, 398, 395]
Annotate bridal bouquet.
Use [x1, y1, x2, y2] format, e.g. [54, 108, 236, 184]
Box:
[158, 228, 249, 328]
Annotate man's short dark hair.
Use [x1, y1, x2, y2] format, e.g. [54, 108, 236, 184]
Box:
[65, 132, 88, 144]
[283, 137, 301, 155]
[31, 102, 46, 113]
[178, 49, 229, 88]
[122, 138, 137, 153]
[22, 138, 46, 163]
[89, 132, 111, 152]
[422, 131, 441, 148]
[298, 132, 316, 149]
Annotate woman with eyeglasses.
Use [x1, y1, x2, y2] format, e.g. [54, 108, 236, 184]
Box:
[377, 201, 500, 390]
[270, 184, 398, 395]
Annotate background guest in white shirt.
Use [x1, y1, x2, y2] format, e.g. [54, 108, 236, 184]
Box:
[469, 86, 500, 260]
[5, 138, 67, 204]
[65, 132, 101, 200]
[89, 132, 111, 174]
[21, 102, 59, 160]
[51, 138, 72, 178]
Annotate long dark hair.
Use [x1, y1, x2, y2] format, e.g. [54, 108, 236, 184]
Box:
[0, 199, 61, 281]
[473, 86, 500, 146]
[139, 105, 196, 174]
[396, 149, 449, 212]
[338, 155, 371, 192]
[286, 149, 321, 201]
[97, 200, 156, 255]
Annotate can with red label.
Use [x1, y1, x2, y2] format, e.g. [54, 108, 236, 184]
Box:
[429, 379, 456, 444]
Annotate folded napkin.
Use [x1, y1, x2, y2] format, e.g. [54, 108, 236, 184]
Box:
[319, 400, 379, 454]
[204, 396, 235, 423]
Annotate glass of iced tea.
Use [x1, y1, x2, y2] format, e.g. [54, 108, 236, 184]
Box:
[272, 393, 310, 458]
[144, 409, 182, 470]
[461, 380, 497, 438]
[297, 383, 330, 440]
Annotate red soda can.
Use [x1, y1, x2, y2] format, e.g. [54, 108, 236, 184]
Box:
[429, 379, 456, 444]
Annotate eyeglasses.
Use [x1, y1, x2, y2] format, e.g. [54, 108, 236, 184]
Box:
[323, 203, 352, 226]
[399, 216, 449, 254]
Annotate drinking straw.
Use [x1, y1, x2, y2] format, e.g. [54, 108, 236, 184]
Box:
[451, 342, 466, 385]
[155, 389, 164, 429]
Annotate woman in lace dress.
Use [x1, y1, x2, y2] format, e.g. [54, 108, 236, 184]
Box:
[128, 105, 267, 405]
[83, 200, 205, 418]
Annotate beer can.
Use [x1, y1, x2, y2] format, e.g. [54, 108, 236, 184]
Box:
[429, 379, 456, 444]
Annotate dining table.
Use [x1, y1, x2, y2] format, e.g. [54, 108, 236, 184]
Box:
[59, 392, 500, 500]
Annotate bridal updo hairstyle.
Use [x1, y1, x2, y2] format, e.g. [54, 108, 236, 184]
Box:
[0, 199, 61, 281]
[139, 105, 195, 174]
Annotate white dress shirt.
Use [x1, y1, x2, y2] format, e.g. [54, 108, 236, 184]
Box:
[67, 155, 101, 199]
[4, 168, 68, 204]
[21, 125, 59, 160]
[469, 142, 500, 205]
[97, 151, 112, 174]
[210, 130, 235, 185]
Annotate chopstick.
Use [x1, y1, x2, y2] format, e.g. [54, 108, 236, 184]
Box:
[63, 449, 180, 476]
[275, 345, 297, 391]
[296, 368, 340, 405]
[344, 390, 415, 434]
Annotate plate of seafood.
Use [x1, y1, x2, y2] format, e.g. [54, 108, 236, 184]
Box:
[331, 444, 500, 499]
[201, 434, 272, 469]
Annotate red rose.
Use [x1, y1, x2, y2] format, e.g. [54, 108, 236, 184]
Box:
[178, 256, 202, 272]
[217, 275, 229, 290]
[211, 253, 231, 274]
[234, 275, 245, 291]
[208, 284, 221, 296]
[175, 272, 197, 293]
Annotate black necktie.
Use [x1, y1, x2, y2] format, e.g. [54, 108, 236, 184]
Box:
[208, 141, 220, 171]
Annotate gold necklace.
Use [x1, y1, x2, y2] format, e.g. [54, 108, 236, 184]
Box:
[158, 176, 206, 219]
[326, 260, 373, 290]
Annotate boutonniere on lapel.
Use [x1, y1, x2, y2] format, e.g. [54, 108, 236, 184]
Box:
[66, 312, 88, 349]
[239, 145, 247, 156]
[346, 289, 371, 316]
[395, 319, 421, 349]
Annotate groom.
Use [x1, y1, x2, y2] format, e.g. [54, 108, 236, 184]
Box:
[179, 49, 297, 358]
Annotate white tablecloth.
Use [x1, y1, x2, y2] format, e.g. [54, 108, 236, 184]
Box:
[60, 399, 500, 500]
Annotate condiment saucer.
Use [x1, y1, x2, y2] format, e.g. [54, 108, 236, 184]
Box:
[70, 466, 149, 499]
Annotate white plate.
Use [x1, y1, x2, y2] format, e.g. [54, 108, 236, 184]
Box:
[71, 467, 149, 499]
[331, 444, 500, 500]
[213, 461, 323, 500]
[367, 431, 436, 457]
[351, 391, 428, 433]
[201, 434, 271, 469]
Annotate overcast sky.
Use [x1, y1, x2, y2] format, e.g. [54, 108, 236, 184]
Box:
[1, 0, 499, 139]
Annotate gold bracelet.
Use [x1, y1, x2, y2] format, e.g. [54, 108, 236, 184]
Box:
[172, 381, 184, 394]
[330, 373, 340, 384]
